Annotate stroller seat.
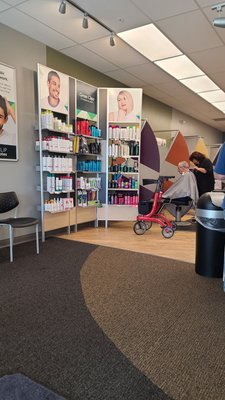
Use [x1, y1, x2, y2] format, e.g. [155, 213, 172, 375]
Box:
[163, 197, 193, 224]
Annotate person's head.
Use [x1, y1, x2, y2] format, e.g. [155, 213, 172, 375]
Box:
[47, 70, 61, 105]
[178, 160, 190, 174]
[189, 151, 205, 166]
[117, 90, 134, 114]
[0, 95, 8, 131]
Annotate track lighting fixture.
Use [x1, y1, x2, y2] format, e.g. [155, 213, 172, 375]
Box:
[58, 1, 115, 46]
[110, 32, 116, 47]
[212, 2, 225, 27]
[82, 13, 88, 29]
[213, 17, 225, 27]
[59, 0, 66, 14]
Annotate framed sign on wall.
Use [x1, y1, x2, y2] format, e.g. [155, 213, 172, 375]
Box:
[0, 62, 18, 161]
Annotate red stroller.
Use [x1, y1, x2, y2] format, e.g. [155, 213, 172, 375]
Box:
[133, 176, 176, 238]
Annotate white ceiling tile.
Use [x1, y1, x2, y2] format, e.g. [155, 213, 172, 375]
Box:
[0, 1, 10, 11]
[69, 0, 150, 32]
[17, 0, 108, 43]
[190, 46, 225, 74]
[104, 69, 146, 87]
[195, 1, 219, 7]
[157, 10, 222, 53]
[143, 85, 170, 99]
[3, 0, 26, 4]
[61, 45, 119, 73]
[156, 79, 196, 98]
[0, 9, 76, 49]
[209, 71, 225, 91]
[126, 63, 173, 85]
[131, 0, 198, 21]
[83, 36, 148, 68]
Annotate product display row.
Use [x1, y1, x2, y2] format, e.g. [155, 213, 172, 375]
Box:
[108, 125, 140, 141]
[108, 141, 139, 157]
[108, 193, 139, 205]
[108, 175, 138, 189]
[37, 64, 142, 238]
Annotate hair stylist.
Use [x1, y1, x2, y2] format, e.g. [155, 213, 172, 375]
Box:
[189, 151, 214, 196]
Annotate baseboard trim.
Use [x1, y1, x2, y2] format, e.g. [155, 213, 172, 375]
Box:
[0, 232, 37, 249]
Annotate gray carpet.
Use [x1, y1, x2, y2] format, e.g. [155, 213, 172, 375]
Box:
[0, 238, 224, 400]
[0, 238, 173, 400]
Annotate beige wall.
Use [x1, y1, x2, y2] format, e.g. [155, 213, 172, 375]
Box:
[171, 109, 223, 145]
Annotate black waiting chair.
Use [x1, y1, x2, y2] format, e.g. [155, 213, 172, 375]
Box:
[0, 192, 39, 262]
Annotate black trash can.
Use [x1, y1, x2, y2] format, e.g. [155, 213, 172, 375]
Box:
[195, 191, 225, 278]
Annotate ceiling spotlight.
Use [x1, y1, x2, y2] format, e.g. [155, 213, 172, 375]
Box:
[110, 32, 116, 47]
[213, 17, 225, 27]
[211, 2, 225, 12]
[59, 0, 66, 14]
[82, 13, 89, 29]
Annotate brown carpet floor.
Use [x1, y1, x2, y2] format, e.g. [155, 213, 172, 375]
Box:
[81, 246, 225, 400]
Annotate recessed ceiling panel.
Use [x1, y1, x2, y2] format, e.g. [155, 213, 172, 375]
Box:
[118, 24, 182, 61]
[61, 45, 119, 73]
[155, 55, 204, 79]
[180, 75, 219, 92]
[198, 90, 225, 102]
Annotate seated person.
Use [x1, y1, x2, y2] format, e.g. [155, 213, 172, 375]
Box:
[163, 161, 199, 207]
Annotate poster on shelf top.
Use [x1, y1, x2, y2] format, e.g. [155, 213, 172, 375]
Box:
[0, 62, 18, 161]
[76, 80, 98, 122]
[38, 64, 69, 115]
[108, 88, 142, 123]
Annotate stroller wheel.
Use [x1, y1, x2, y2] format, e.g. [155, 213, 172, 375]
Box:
[133, 221, 147, 235]
[162, 226, 174, 239]
[144, 221, 152, 230]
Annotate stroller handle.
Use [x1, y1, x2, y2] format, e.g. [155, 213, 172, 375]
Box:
[159, 175, 175, 180]
[143, 176, 175, 186]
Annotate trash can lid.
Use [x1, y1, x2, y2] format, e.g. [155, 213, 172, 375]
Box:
[197, 192, 224, 210]
[196, 191, 225, 231]
[210, 191, 225, 208]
